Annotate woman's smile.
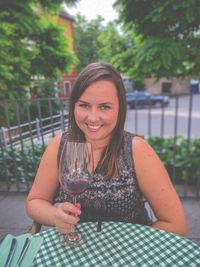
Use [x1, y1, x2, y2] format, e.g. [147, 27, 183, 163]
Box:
[86, 123, 102, 132]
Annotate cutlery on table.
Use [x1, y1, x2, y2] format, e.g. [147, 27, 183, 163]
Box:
[4, 238, 17, 267]
[15, 237, 31, 267]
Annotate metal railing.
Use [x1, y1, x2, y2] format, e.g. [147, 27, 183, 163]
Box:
[0, 94, 200, 196]
[0, 113, 68, 147]
[0, 97, 69, 192]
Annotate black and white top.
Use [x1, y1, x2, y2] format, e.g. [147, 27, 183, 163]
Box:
[55, 131, 152, 225]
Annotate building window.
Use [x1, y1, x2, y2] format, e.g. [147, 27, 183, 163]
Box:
[162, 82, 172, 94]
[63, 81, 71, 96]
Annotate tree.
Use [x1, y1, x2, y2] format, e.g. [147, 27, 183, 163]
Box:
[98, 21, 131, 70]
[114, 0, 200, 81]
[73, 15, 130, 74]
[0, 0, 78, 99]
[73, 14, 105, 71]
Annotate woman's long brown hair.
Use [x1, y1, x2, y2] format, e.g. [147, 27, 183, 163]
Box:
[68, 62, 127, 179]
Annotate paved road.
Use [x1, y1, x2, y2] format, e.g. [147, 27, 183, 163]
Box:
[125, 94, 200, 138]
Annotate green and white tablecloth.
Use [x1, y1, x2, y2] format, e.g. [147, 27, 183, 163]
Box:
[32, 222, 200, 267]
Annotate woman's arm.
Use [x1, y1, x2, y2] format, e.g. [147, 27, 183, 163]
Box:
[132, 136, 188, 236]
[26, 134, 80, 233]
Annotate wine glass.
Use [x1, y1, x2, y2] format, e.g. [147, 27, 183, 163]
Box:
[59, 141, 93, 245]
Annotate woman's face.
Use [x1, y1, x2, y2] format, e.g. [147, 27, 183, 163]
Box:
[74, 80, 119, 145]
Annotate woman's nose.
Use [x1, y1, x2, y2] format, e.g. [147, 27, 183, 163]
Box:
[87, 108, 99, 122]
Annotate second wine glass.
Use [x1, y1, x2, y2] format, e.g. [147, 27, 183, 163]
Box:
[59, 141, 93, 245]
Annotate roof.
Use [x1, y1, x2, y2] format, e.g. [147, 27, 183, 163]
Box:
[59, 11, 75, 22]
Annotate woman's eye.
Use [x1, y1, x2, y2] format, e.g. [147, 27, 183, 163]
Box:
[100, 105, 111, 110]
[79, 103, 89, 109]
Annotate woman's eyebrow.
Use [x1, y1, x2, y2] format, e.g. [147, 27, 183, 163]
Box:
[77, 100, 89, 104]
[99, 102, 113, 105]
[78, 100, 113, 105]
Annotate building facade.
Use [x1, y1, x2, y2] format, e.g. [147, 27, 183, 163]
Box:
[57, 11, 77, 97]
[144, 78, 191, 95]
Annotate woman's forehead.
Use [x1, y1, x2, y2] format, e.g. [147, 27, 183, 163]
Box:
[81, 80, 118, 99]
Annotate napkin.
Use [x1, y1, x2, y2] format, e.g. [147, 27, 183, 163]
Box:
[0, 233, 43, 267]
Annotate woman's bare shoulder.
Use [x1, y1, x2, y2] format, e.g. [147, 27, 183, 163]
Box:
[132, 135, 149, 148]
[41, 133, 63, 157]
[48, 132, 63, 146]
[131, 135, 158, 160]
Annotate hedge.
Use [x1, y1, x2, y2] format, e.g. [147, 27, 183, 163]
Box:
[0, 135, 200, 185]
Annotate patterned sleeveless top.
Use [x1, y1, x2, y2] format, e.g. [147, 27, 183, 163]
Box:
[55, 131, 152, 225]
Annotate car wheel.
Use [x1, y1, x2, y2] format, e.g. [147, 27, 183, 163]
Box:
[154, 102, 162, 108]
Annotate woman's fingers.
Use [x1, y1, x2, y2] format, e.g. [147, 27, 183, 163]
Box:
[58, 222, 71, 234]
[61, 202, 81, 217]
[54, 202, 81, 233]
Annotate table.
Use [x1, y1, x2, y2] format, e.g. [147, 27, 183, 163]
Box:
[32, 222, 200, 267]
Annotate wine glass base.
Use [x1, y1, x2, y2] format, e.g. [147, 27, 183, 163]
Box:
[59, 231, 84, 246]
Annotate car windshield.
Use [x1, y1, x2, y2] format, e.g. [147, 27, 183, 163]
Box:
[126, 91, 150, 96]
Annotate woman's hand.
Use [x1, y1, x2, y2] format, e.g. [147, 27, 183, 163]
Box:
[54, 202, 81, 234]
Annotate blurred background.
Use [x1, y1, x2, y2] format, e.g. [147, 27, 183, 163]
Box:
[0, 0, 200, 244]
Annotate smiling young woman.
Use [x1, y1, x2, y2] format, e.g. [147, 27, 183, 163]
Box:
[26, 62, 187, 236]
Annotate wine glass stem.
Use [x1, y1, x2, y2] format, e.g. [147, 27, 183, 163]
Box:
[73, 195, 77, 206]
[70, 195, 77, 234]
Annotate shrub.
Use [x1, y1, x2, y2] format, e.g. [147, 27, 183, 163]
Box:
[0, 135, 200, 185]
[148, 135, 200, 185]
[0, 142, 46, 183]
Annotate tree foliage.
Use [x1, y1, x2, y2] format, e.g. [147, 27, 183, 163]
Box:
[98, 22, 131, 68]
[0, 0, 77, 99]
[73, 14, 129, 73]
[114, 0, 200, 81]
[73, 14, 105, 71]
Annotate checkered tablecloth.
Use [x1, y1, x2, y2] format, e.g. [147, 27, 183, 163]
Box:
[32, 222, 200, 267]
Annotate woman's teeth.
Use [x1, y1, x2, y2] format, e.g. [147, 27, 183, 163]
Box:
[87, 125, 101, 130]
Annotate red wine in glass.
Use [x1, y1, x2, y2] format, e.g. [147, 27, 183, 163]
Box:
[66, 179, 90, 196]
[59, 141, 93, 245]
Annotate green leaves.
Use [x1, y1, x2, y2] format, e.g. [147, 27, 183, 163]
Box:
[114, 0, 200, 81]
[73, 14, 105, 71]
[97, 22, 131, 69]
[73, 14, 132, 73]
[148, 135, 200, 185]
[1, 135, 199, 185]
[0, 143, 46, 183]
[0, 0, 78, 100]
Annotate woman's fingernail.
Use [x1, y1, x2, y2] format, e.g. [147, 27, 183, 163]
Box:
[75, 203, 81, 209]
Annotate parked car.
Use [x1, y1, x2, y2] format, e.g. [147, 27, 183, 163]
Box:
[126, 91, 169, 109]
